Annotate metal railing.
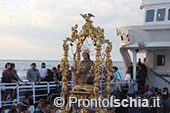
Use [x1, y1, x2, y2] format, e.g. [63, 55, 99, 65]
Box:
[0, 80, 130, 108]
[152, 71, 170, 85]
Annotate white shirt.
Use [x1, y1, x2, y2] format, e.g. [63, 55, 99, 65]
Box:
[124, 73, 131, 81]
[39, 68, 47, 78]
[29, 105, 35, 113]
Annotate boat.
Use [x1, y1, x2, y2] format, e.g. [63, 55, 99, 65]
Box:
[117, 0, 170, 90]
[2, 0, 170, 112]
[0, 13, 132, 112]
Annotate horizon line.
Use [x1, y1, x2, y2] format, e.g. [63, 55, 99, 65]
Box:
[0, 58, 123, 62]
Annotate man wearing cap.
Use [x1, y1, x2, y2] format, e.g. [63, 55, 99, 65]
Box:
[26, 63, 41, 83]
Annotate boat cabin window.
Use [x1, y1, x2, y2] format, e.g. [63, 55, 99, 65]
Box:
[168, 9, 170, 20]
[145, 10, 155, 22]
[156, 8, 166, 21]
[157, 55, 165, 66]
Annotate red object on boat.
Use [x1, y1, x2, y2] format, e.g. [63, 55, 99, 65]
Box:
[138, 84, 150, 92]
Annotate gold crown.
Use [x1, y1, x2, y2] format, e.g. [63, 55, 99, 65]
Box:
[82, 48, 90, 54]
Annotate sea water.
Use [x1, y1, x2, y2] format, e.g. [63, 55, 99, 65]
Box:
[0, 60, 126, 81]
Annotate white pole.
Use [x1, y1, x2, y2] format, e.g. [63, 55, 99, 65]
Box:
[17, 84, 20, 103]
[133, 50, 137, 80]
[33, 82, 35, 104]
[47, 82, 50, 94]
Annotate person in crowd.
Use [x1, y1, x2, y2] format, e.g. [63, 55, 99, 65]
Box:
[51, 104, 60, 113]
[107, 106, 115, 113]
[149, 94, 158, 113]
[52, 67, 59, 83]
[10, 63, 24, 82]
[162, 87, 169, 100]
[158, 89, 162, 93]
[23, 92, 34, 107]
[57, 64, 60, 73]
[154, 87, 159, 94]
[113, 66, 122, 81]
[121, 71, 131, 89]
[137, 58, 148, 87]
[16, 102, 24, 113]
[39, 62, 47, 79]
[8, 107, 18, 113]
[21, 104, 31, 113]
[46, 93, 53, 106]
[26, 63, 41, 83]
[10, 63, 23, 99]
[52, 67, 62, 96]
[4, 62, 11, 70]
[157, 93, 166, 113]
[2, 63, 19, 84]
[1, 63, 19, 101]
[115, 96, 128, 113]
[138, 58, 142, 65]
[147, 86, 154, 96]
[143, 58, 147, 65]
[107, 96, 116, 113]
[57, 64, 62, 81]
[110, 87, 123, 99]
[41, 69, 53, 82]
[165, 93, 170, 113]
[34, 99, 45, 113]
[124, 71, 131, 82]
[125, 67, 130, 75]
[125, 66, 133, 78]
[36, 101, 51, 113]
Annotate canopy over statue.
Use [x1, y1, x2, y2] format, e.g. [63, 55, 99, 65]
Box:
[60, 13, 113, 113]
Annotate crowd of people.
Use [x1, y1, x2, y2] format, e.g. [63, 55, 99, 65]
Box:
[0, 58, 170, 113]
[109, 85, 170, 113]
[7, 98, 60, 113]
[26, 62, 64, 83]
[108, 58, 170, 113]
[1, 62, 64, 84]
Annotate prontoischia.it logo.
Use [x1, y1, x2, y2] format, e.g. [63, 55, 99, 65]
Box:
[54, 96, 160, 108]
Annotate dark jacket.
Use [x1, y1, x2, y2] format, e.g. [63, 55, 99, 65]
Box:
[41, 74, 53, 82]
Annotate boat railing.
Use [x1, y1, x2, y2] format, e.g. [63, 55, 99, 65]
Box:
[0, 81, 130, 108]
[152, 71, 170, 85]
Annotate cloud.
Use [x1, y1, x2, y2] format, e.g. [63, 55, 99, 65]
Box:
[0, 35, 63, 60]
[0, 0, 144, 61]
[0, 0, 143, 27]
[0, 36, 39, 49]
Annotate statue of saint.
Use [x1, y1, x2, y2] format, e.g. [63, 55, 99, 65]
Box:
[77, 49, 95, 85]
